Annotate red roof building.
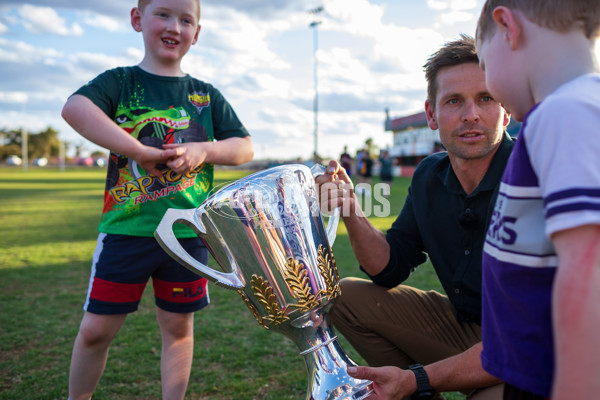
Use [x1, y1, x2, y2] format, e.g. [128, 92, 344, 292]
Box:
[384, 109, 442, 170]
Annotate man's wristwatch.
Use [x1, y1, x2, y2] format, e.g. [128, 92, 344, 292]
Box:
[408, 364, 435, 400]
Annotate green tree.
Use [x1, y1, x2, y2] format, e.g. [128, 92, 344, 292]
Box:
[0, 127, 62, 160]
[0, 129, 24, 160]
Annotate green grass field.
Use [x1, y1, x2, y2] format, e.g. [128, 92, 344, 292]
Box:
[0, 166, 461, 400]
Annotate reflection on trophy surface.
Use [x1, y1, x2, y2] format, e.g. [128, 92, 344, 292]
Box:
[154, 164, 373, 400]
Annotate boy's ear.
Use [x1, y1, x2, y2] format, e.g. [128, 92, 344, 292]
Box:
[131, 7, 142, 32]
[492, 6, 522, 50]
[192, 25, 201, 45]
[425, 99, 439, 131]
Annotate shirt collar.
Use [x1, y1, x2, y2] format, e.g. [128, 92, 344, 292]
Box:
[440, 132, 515, 196]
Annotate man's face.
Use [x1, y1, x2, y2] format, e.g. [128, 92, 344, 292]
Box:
[425, 62, 509, 163]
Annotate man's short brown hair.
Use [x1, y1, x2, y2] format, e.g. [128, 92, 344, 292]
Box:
[477, 0, 600, 43]
[423, 34, 479, 108]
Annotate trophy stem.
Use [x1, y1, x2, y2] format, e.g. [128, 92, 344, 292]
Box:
[280, 309, 374, 400]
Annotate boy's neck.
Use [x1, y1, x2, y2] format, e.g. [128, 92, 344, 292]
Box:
[137, 58, 187, 77]
[526, 26, 598, 103]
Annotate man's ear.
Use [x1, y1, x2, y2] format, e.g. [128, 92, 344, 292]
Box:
[425, 99, 438, 131]
[492, 6, 522, 50]
[502, 108, 511, 128]
[131, 7, 142, 32]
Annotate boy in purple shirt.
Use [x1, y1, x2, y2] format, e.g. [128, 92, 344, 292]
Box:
[476, 0, 600, 398]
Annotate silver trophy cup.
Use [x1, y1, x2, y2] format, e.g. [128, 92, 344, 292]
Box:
[154, 164, 373, 400]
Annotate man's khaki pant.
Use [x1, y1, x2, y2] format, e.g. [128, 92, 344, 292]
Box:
[330, 277, 503, 400]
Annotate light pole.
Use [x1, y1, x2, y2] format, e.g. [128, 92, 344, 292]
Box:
[20, 128, 28, 172]
[308, 6, 323, 160]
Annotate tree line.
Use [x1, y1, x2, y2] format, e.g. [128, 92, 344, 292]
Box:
[0, 127, 106, 162]
[0, 127, 61, 161]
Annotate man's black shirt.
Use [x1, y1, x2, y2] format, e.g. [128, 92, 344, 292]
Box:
[365, 133, 514, 324]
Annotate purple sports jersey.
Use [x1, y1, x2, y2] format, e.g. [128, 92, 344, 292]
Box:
[481, 74, 600, 397]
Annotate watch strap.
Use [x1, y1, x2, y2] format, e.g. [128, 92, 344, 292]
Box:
[408, 363, 434, 399]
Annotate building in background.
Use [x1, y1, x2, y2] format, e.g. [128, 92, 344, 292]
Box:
[384, 109, 520, 176]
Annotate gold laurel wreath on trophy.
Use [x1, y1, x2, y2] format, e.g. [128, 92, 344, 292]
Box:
[237, 244, 341, 329]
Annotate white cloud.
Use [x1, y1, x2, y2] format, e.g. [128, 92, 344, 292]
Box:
[18, 4, 83, 36]
[427, 0, 449, 11]
[199, 8, 291, 74]
[123, 47, 144, 63]
[449, 0, 479, 11]
[306, 0, 444, 101]
[0, 38, 63, 63]
[0, 0, 492, 161]
[0, 21, 7, 34]
[428, 0, 478, 12]
[323, 0, 385, 37]
[0, 91, 28, 103]
[437, 10, 476, 26]
[318, 47, 377, 94]
[65, 51, 138, 78]
[427, 0, 479, 29]
[83, 14, 122, 32]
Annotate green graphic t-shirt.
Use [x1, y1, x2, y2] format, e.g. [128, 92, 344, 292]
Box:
[75, 66, 249, 237]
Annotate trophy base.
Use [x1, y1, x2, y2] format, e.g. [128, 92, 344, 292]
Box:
[287, 310, 374, 400]
[303, 335, 374, 400]
[316, 381, 374, 400]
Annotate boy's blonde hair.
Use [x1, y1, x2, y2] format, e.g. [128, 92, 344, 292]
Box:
[137, 0, 201, 20]
[477, 0, 600, 42]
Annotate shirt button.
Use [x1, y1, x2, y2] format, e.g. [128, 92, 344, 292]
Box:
[464, 249, 470, 255]
[454, 288, 461, 294]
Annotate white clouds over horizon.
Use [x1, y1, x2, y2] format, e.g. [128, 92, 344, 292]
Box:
[0, 0, 491, 160]
[18, 5, 83, 36]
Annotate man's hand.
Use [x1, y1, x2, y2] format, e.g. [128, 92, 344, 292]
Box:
[347, 365, 417, 400]
[315, 160, 355, 216]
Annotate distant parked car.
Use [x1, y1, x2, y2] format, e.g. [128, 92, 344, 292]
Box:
[93, 157, 106, 167]
[76, 157, 94, 166]
[5, 155, 22, 166]
[33, 157, 48, 167]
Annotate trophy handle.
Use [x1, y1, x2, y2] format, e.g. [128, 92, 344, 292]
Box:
[325, 207, 340, 247]
[154, 208, 245, 289]
[311, 163, 341, 247]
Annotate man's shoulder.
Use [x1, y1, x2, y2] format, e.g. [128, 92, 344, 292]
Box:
[413, 152, 449, 176]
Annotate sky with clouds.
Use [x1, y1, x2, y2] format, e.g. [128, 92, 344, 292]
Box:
[0, 0, 538, 161]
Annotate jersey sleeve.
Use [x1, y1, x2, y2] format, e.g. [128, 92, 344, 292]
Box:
[526, 93, 600, 237]
[72, 68, 123, 119]
[209, 86, 250, 140]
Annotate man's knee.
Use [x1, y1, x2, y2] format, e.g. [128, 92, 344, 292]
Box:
[333, 277, 367, 311]
[331, 277, 382, 326]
